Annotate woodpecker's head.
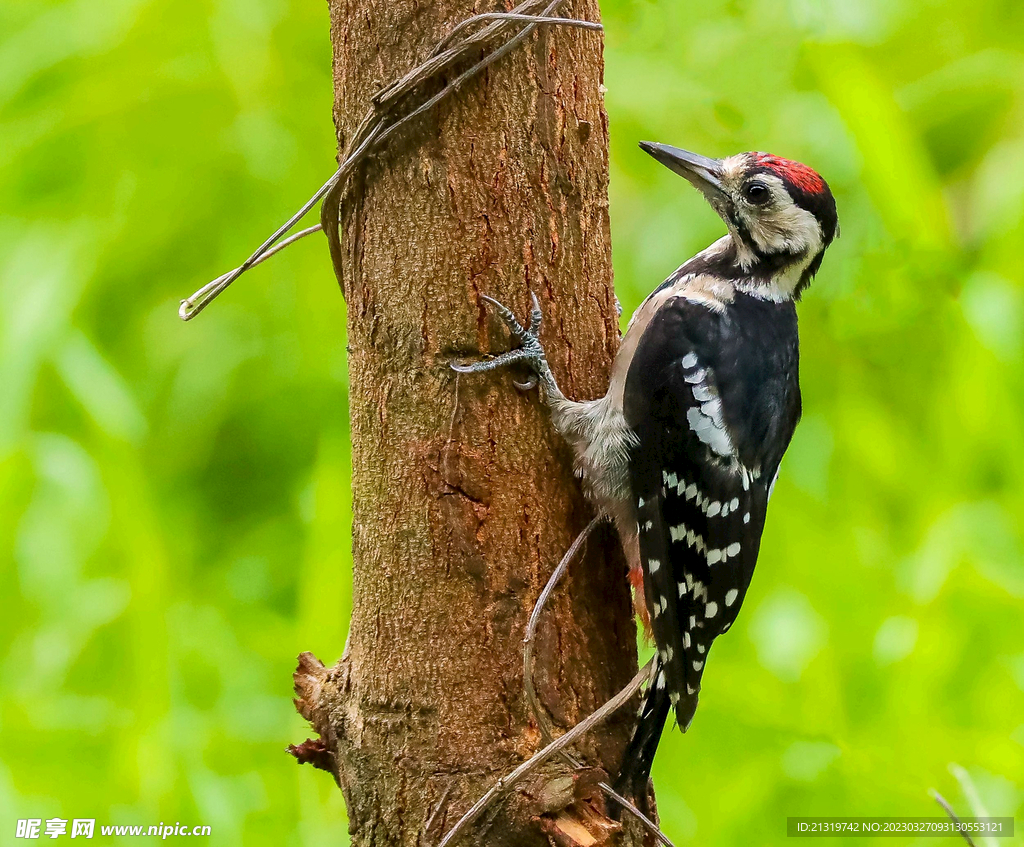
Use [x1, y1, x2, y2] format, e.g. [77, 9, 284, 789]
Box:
[640, 142, 838, 299]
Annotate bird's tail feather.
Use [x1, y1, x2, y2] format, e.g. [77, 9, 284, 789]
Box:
[611, 664, 672, 820]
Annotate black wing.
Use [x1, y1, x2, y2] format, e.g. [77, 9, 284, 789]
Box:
[625, 292, 801, 728]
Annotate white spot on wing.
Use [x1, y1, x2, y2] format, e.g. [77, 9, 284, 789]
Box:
[705, 601, 719, 618]
[726, 542, 741, 557]
[681, 352, 698, 369]
[692, 384, 714, 402]
[725, 588, 739, 607]
[682, 366, 735, 458]
[687, 405, 734, 458]
[671, 523, 707, 554]
[701, 398, 723, 420]
[648, 558, 661, 574]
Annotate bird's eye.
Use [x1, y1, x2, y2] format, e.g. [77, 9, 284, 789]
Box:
[743, 182, 770, 204]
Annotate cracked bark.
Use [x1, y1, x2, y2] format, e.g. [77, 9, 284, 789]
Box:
[293, 2, 645, 845]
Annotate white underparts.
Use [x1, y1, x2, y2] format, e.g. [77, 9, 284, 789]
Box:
[545, 393, 637, 546]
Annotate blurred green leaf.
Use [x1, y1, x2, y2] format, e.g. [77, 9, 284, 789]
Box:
[53, 330, 147, 443]
[748, 590, 829, 682]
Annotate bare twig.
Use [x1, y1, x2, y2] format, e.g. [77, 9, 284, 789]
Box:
[181, 1, 601, 321]
[524, 516, 604, 747]
[376, 0, 551, 106]
[599, 781, 676, 847]
[522, 517, 675, 847]
[432, 0, 559, 55]
[320, 0, 573, 288]
[425, 785, 454, 837]
[377, 2, 586, 110]
[437, 660, 652, 847]
[434, 12, 602, 52]
[178, 225, 323, 320]
[930, 789, 977, 847]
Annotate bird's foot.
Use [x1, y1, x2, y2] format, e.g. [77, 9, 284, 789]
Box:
[451, 293, 551, 392]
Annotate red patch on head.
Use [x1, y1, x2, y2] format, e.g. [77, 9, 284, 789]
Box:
[753, 153, 826, 194]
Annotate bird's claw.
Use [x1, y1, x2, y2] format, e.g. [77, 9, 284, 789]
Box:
[513, 374, 539, 391]
[480, 292, 544, 350]
[451, 293, 548, 392]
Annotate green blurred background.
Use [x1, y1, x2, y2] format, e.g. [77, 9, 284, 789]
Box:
[2, 0, 1022, 843]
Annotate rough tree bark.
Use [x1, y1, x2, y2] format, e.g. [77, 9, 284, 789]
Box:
[292, 3, 645, 844]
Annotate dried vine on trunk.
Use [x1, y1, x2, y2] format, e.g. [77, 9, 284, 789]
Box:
[291, 3, 646, 844]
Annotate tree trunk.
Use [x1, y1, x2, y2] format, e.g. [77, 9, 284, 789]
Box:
[293, 2, 643, 844]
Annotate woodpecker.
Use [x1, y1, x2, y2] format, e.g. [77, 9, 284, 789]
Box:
[453, 142, 838, 813]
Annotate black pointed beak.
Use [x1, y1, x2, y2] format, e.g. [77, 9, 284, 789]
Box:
[639, 142, 726, 195]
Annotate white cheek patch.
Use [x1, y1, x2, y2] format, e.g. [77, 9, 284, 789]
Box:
[742, 199, 822, 258]
[758, 202, 822, 257]
[732, 173, 825, 298]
